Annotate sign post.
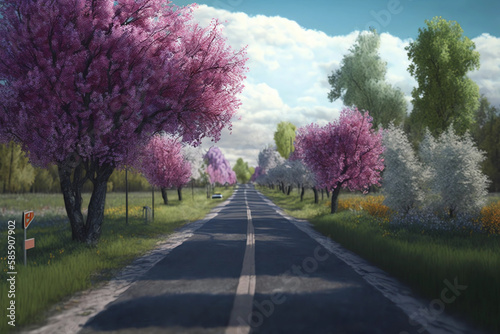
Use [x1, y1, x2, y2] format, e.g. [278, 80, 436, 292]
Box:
[22, 211, 35, 266]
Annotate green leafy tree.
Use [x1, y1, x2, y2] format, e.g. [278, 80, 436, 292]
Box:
[32, 165, 60, 193]
[328, 30, 407, 129]
[403, 111, 425, 149]
[274, 121, 297, 159]
[405, 17, 480, 135]
[0, 141, 35, 193]
[473, 96, 500, 192]
[248, 166, 255, 178]
[108, 169, 150, 192]
[232, 158, 252, 184]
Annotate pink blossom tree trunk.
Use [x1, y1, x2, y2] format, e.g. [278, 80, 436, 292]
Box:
[161, 188, 169, 205]
[58, 162, 114, 243]
[177, 187, 183, 201]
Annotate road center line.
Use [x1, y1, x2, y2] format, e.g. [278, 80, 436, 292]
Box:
[226, 189, 256, 334]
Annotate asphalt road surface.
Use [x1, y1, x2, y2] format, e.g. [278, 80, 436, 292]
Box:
[69, 184, 481, 334]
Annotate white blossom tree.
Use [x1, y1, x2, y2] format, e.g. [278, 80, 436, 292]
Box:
[266, 163, 292, 194]
[261, 159, 317, 198]
[288, 160, 317, 201]
[258, 147, 285, 174]
[382, 124, 429, 213]
[420, 127, 489, 217]
[182, 145, 205, 182]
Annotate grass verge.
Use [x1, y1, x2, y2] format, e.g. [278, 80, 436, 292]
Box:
[258, 186, 500, 334]
[0, 186, 234, 333]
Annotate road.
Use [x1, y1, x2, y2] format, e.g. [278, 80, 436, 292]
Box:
[29, 184, 483, 334]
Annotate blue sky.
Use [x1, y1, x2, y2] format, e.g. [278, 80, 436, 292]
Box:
[173, 0, 500, 166]
[177, 0, 500, 39]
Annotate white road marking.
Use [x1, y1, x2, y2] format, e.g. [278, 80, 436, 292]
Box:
[226, 188, 256, 334]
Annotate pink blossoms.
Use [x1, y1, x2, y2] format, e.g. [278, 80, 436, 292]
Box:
[0, 0, 247, 243]
[295, 107, 384, 213]
[204, 147, 236, 186]
[137, 136, 191, 190]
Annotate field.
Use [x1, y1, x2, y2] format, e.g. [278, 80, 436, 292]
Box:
[0, 187, 234, 333]
[259, 186, 500, 334]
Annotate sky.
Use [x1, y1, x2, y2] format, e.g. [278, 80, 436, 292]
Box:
[174, 0, 500, 167]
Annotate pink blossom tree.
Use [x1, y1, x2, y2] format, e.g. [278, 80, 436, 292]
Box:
[137, 135, 191, 205]
[0, 0, 247, 243]
[204, 147, 236, 186]
[295, 108, 384, 214]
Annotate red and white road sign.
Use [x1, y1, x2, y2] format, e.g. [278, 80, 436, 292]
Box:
[23, 211, 34, 229]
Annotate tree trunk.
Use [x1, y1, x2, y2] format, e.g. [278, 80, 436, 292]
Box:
[325, 187, 330, 199]
[86, 168, 113, 243]
[313, 187, 318, 204]
[161, 187, 168, 205]
[177, 187, 182, 201]
[330, 185, 341, 214]
[287, 185, 292, 195]
[300, 186, 305, 202]
[321, 188, 323, 201]
[58, 162, 114, 244]
[59, 164, 85, 241]
[125, 168, 128, 225]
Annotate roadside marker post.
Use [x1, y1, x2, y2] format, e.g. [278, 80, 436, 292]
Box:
[22, 211, 35, 266]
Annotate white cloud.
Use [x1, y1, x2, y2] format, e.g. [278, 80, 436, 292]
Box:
[470, 33, 500, 107]
[239, 83, 284, 117]
[297, 96, 317, 104]
[193, 6, 500, 167]
[379, 33, 417, 96]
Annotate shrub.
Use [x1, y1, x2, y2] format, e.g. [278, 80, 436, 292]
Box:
[389, 211, 483, 236]
[480, 201, 500, 234]
[382, 124, 429, 213]
[333, 195, 392, 219]
[420, 128, 489, 217]
[362, 197, 393, 219]
[327, 194, 500, 237]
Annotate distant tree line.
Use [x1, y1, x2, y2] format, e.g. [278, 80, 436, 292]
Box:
[0, 150, 153, 193]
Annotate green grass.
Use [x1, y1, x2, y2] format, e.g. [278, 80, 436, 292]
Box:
[488, 192, 500, 203]
[259, 186, 500, 334]
[0, 186, 234, 333]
